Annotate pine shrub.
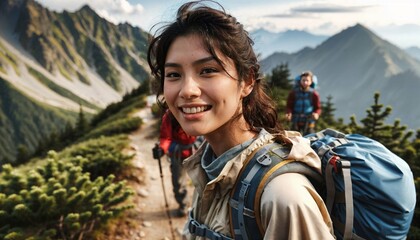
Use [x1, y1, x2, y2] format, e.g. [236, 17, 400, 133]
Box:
[0, 151, 134, 239]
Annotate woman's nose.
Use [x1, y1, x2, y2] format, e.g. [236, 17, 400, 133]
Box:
[179, 75, 200, 99]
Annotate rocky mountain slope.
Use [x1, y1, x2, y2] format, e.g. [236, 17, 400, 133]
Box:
[0, 0, 151, 161]
[0, 0, 150, 112]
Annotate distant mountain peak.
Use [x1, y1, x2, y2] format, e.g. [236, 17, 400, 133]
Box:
[320, 23, 381, 49]
[354, 23, 366, 29]
[342, 23, 374, 36]
[0, 0, 150, 109]
[75, 4, 102, 20]
[284, 29, 306, 34]
[78, 4, 96, 14]
[250, 28, 328, 56]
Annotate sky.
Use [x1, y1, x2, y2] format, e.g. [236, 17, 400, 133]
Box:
[35, 0, 420, 48]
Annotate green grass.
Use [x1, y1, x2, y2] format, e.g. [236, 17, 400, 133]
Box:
[0, 42, 20, 75]
[27, 65, 100, 111]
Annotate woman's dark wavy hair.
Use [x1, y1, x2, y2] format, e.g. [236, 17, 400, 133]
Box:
[147, 0, 284, 137]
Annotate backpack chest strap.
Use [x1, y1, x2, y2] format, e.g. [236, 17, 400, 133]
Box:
[188, 210, 233, 240]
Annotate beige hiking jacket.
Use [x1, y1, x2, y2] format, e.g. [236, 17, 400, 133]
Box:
[182, 130, 335, 240]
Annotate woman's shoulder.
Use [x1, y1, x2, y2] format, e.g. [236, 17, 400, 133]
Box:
[260, 172, 335, 239]
[261, 172, 317, 206]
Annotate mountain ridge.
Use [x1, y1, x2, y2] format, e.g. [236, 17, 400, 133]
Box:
[0, 0, 150, 111]
[406, 46, 420, 61]
[250, 28, 328, 57]
[0, 0, 151, 161]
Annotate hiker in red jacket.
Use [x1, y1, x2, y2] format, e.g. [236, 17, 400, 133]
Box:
[157, 110, 202, 217]
[286, 71, 321, 135]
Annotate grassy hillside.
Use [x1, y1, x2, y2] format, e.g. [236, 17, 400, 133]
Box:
[0, 84, 149, 239]
[0, 77, 78, 163]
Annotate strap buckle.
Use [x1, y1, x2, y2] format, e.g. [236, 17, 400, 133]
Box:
[256, 154, 272, 166]
[329, 155, 341, 173]
[188, 218, 206, 236]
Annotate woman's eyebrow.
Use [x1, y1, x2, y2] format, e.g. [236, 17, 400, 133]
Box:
[193, 56, 215, 66]
[164, 56, 216, 68]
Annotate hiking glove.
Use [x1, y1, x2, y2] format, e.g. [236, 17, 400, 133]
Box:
[152, 144, 165, 159]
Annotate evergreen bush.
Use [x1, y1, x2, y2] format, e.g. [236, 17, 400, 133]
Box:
[60, 135, 133, 179]
[0, 151, 134, 239]
[81, 117, 142, 142]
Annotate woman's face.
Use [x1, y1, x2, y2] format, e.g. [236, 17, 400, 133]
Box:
[163, 34, 251, 138]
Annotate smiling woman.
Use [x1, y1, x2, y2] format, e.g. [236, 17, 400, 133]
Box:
[147, 1, 335, 239]
[163, 34, 248, 143]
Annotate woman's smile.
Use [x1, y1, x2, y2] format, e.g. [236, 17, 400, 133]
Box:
[181, 105, 211, 114]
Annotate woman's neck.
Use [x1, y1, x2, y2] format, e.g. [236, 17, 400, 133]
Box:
[205, 118, 257, 157]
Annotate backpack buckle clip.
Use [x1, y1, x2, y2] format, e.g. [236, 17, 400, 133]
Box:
[329, 155, 341, 173]
[256, 154, 272, 166]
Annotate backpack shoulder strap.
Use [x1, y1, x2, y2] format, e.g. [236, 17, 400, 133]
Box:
[309, 88, 314, 103]
[229, 142, 322, 240]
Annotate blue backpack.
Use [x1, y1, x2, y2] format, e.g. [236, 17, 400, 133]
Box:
[187, 129, 416, 240]
[227, 129, 416, 240]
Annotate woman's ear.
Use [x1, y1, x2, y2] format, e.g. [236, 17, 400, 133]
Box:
[241, 76, 255, 98]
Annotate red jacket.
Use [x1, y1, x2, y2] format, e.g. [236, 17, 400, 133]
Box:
[159, 111, 197, 159]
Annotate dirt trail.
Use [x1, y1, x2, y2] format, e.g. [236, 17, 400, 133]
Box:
[108, 107, 193, 240]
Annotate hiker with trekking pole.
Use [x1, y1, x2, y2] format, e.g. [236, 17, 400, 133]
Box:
[286, 71, 321, 136]
[152, 110, 203, 217]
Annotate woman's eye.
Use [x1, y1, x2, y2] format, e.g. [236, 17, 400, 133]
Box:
[165, 72, 180, 79]
[201, 68, 218, 75]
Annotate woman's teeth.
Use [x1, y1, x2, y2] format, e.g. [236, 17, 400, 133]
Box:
[182, 106, 207, 114]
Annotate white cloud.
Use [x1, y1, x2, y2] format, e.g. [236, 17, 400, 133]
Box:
[35, 0, 420, 47]
[102, 0, 144, 15]
[37, 0, 143, 13]
[92, 0, 144, 25]
[35, 0, 84, 12]
[36, 0, 144, 25]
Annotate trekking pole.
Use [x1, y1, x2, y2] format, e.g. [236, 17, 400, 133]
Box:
[153, 143, 176, 240]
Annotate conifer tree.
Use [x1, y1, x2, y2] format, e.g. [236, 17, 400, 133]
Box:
[388, 120, 414, 160]
[60, 121, 76, 145]
[269, 63, 291, 89]
[76, 104, 89, 137]
[348, 93, 414, 157]
[15, 144, 29, 165]
[415, 129, 420, 160]
[357, 92, 392, 141]
[266, 63, 293, 121]
[321, 95, 336, 125]
[409, 129, 420, 238]
[345, 115, 360, 134]
[317, 95, 345, 131]
[411, 129, 420, 177]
